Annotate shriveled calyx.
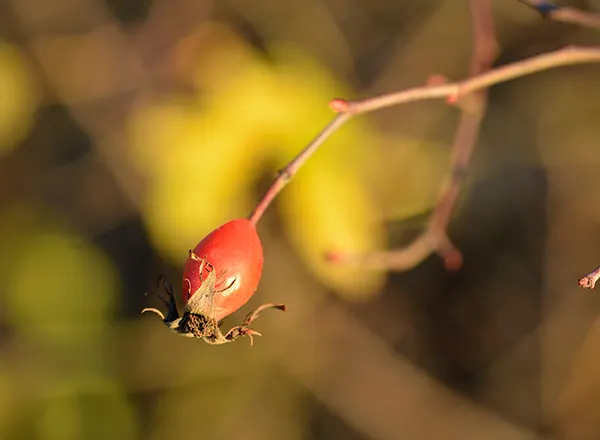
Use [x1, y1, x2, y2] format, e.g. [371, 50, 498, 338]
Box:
[142, 255, 285, 345]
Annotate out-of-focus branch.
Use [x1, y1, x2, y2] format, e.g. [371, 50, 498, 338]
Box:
[251, 46, 600, 231]
[258, 237, 543, 440]
[518, 0, 600, 30]
[278, 300, 542, 440]
[9, 0, 212, 233]
[578, 265, 600, 289]
[329, 0, 498, 270]
[425, 0, 497, 268]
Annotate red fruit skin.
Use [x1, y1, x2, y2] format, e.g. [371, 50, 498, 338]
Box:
[182, 219, 264, 322]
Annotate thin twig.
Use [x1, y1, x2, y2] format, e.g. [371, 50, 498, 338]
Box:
[424, 0, 498, 268]
[337, 46, 600, 115]
[328, 0, 498, 270]
[578, 265, 600, 289]
[518, 0, 600, 30]
[249, 45, 600, 228]
[248, 113, 350, 224]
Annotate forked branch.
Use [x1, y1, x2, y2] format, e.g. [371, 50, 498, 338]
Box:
[327, 0, 497, 270]
[249, 46, 600, 227]
[247, 2, 600, 276]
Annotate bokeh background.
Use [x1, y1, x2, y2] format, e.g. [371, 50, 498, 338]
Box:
[1, 0, 600, 439]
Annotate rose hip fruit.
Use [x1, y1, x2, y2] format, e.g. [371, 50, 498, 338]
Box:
[183, 219, 264, 321]
[142, 218, 285, 345]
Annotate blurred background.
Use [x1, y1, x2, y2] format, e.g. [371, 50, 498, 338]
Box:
[0, 0, 600, 439]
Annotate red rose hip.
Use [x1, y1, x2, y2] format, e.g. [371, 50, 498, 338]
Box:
[183, 219, 264, 321]
[142, 218, 285, 345]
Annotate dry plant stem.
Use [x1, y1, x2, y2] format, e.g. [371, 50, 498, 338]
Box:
[248, 46, 600, 229]
[578, 266, 600, 289]
[248, 113, 350, 224]
[425, 0, 498, 267]
[327, 0, 497, 271]
[518, 0, 600, 30]
[344, 46, 600, 115]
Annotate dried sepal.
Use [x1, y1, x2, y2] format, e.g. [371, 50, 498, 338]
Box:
[142, 255, 285, 345]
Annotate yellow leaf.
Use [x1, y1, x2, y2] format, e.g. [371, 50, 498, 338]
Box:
[279, 159, 386, 299]
[262, 47, 386, 299]
[6, 231, 118, 344]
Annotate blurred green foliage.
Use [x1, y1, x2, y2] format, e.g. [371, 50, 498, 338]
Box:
[128, 23, 394, 298]
[0, 40, 39, 156]
[3, 1, 600, 439]
[35, 378, 137, 440]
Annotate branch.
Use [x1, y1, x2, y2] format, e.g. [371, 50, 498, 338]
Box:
[333, 46, 600, 116]
[328, 0, 498, 270]
[249, 45, 600, 228]
[518, 0, 600, 30]
[248, 113, 350, 224]
[578, 265, 600, 289]
[425, 0, 497, 269]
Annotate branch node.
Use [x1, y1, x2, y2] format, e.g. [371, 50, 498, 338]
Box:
[329, 98, 350, 113]
[277, 168, 293, 183]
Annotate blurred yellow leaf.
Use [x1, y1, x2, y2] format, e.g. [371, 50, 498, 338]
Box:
[129, 24, 388, 298]
[266, 48, 386, 298]
[128, 23, 283, 261]
[0, 40, 39, 155]
[6, 231, 119, 345]
[279, 160, 386, 299]
[129, 102, 272, 261]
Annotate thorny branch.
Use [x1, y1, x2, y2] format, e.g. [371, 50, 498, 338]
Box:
[518, 0, 600, 30]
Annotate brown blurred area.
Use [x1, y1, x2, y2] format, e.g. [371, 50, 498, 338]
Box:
[0, 0, 600, 439]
